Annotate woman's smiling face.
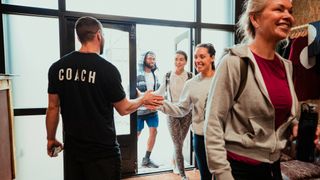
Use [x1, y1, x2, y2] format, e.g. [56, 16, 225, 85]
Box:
[194, 47, 213, 74]
[252, 0, 294, 41]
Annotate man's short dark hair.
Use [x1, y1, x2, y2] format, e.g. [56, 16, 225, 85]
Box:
[75, 16, 102, 44]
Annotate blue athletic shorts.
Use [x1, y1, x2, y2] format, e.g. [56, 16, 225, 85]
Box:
[137, 112, 159, 132]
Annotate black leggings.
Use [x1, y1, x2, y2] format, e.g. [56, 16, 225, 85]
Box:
[193, 134, 212, 180]
[230, 158, 283, 180]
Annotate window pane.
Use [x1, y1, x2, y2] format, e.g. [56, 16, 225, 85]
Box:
[66, 0, 195, 22]
[14, 115, 63, 180]
[201, 29, 234, 66]
[3, 15, 60, 108]
[102, 28, 130, 135]
[202, 0, 235, 24]
[1, 0, 57, 9]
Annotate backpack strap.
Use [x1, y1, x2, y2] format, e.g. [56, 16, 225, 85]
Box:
[165, 71, 171, 90]
[234, 57, 248, 101]
[187, 72, 193, 80]
[165, 71, 172, 101]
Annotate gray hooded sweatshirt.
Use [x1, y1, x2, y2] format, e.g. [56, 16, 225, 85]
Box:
[204, 44, 299, 180]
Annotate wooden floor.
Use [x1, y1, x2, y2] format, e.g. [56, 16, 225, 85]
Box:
[123, 169, 200, 180]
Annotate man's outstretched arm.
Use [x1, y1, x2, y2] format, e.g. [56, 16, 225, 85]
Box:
[113, 90, 163, 116]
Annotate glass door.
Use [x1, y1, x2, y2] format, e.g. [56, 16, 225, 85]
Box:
[136, 24, 194, 174]
[64, 18, 137, 175]
[174, 30, 194, 166]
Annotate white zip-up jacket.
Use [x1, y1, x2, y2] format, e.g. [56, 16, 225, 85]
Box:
[204, 44, 299, 180]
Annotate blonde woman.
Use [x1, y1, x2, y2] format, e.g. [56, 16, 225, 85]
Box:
[204, 0, 298, 179]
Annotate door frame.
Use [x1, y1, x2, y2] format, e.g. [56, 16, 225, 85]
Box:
[61, 16, 138, 176]
[173, 29, 194, 166]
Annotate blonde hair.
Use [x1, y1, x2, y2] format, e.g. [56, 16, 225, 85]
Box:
[236, 0, 268, 44]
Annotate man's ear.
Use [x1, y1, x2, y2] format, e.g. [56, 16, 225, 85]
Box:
[96, 30, 102, 41]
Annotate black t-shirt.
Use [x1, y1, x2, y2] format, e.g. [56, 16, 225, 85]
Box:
[48, 51, 126, 161]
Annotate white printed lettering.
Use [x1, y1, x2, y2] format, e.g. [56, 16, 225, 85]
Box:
[88, 71, 96, 84]
[57, 68, 96, 84]
[66, 68, 72, 80]
[74, 69, 79, 81]
[81, 70, 86, 82]
[58, 69, 64, 80]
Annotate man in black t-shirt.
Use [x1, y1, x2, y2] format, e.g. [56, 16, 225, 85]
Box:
[46, 16, 163, 180]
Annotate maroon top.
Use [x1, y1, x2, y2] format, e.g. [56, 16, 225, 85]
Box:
[253, 52, 292, 129]
[227, 52, 292, 165]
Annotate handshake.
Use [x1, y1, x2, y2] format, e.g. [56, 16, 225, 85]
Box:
[138, 90, 164, 110]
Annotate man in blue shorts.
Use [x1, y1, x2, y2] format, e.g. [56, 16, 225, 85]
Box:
[136, 51, 160, 168]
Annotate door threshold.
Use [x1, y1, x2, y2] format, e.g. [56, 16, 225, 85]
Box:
[122, 167, 197, 179]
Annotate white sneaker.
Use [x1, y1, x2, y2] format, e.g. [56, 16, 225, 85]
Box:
[181, 176, 189, 180]
[173, 165, 179, 174]
[172, 159, 179, 174]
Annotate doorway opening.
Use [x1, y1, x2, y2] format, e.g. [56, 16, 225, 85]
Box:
[136, 24, 194, 174]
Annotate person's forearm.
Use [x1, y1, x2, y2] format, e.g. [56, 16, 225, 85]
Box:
[114, 96, 146, 116]
[46, 106, 60, 140]
[159, 100, 190, 117]
[122, 97, 144, 115]
[114, 91, 163, 116]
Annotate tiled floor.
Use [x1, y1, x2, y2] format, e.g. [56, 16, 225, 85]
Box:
[123, 169, 200, 180]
